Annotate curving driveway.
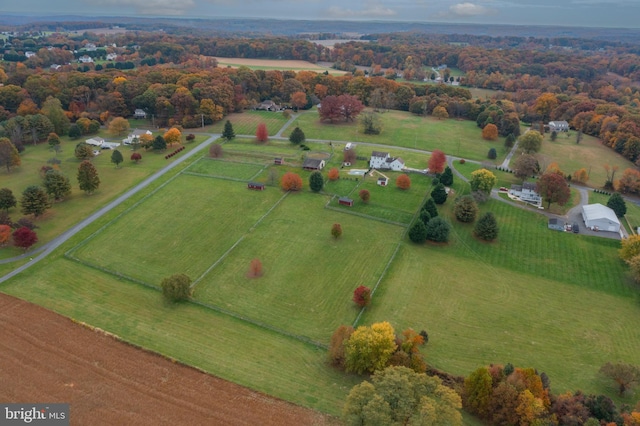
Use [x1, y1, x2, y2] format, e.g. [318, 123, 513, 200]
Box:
[0, 134, 219, 284]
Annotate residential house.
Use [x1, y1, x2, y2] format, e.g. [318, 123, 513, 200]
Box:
[255, 100, 282, 111]
[133, 109, 147, 119]
[548, 121, 569, 132]
[78, 55, 93, 63]
[509, 182, 542, 207]
[85, 137, 105, 147]
[25, 51, 36, 58]
[123, 129, 153, 145]
[84, 43, 97, 51]
[106, 53, 118, 61]
[302, 158, 325, 171]
[369, 151, 405, 171]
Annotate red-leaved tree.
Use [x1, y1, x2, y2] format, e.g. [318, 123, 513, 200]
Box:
[428, 150, 446, 174]
[537, 172, 571, 208]
[359, 189, 370, 203]
[281, 172, 303, 191]
[319, 95, 364, 123]
[247, 258, 263, 278]
[13, 226, 37, 251]
[396, 174, 411, 190]
[131, 152, 142, 163]
[256, 123, 268, 143]
[331, 223, 342, 239]
[353, 285, 372, 307]
[328, 167, 340, 181]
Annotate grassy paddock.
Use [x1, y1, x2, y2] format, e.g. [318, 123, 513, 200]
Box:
[287, 110, 507, 163]
[207, 111, 289, 136]
[185, 157, 265, 180]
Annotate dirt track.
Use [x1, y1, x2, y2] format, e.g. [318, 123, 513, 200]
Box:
[0, 294, 336, 426]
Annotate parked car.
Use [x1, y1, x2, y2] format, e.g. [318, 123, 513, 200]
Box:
[573, 223, 579, 233]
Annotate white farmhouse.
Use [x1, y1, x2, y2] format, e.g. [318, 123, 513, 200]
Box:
[508, 182, 542, 207]
[548, 121, 569, 132]
[123, 129, 153, 145]
[369, 151, 405, 171]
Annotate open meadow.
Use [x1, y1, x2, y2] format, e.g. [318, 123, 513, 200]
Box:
[207, 110, 290, 136]
[213, 57, 347, 75]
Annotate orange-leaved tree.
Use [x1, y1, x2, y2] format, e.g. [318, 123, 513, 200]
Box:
[164, 127, 182, 146]
[428, 149, 446, 174]
[280, 172, 302, 191]
[396, 174, 411, 190]
[482, 123, 498, 141]
[247, 258, 263, 278]
[331, 223, 342, 239]
[328, 167, 340, 181]
[359, 189, 370, 203]
[0, 224, 11, 246]
[256, 123, 268, 143]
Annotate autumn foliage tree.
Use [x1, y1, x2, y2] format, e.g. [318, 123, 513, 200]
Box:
[12, 226, 37, 251]
[482, 123, 499, 140]
[344, 322, 397, 374]
[209, 143, 223, 158]
[331, 223, 342, 239]
[599, 362, 640, 396]
[513, 154, 539, 181]
[352, 285, 371, 307]
[0, 224, 11, 246]
[255, 122, 269, 143]
[0, 137, 21, 172]
[131, 152, 142, 163]
[358, 189, 370, 203]
[280, 172, 302, 191]
[20, 185, 50, 218]
[328, 167, 340, 181]
[470, 169, 497, 194]
[247, 258, 263, 278]
[328, 325, 354, 368]
[428, 149, 446, 174]
[433, 105, 449, 120]
[537, 172, 570, 208]
[573, 168, 589, 183]
[395, 173, 411, 190]
[77, 160, 100, 194]
[108, 117, 130, 137]
[164, 127, 182, 146]
[519, 130, 544, 153]
[318, 94, 364, 123]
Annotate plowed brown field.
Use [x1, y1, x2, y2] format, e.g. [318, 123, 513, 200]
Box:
[0, 294, 337, 426]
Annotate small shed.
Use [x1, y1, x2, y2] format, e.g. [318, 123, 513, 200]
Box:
[377, 177, 388, 186]
[548, 218, 564, 231]
[338, 197, 353, 207]
[247, 182, 265, 191]
[302, 158, 326, 171]
[274, 157, 283, 165]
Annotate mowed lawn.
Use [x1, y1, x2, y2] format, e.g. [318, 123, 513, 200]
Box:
[0, 258, 361, 415]
[207, 110, 289, 136]
[185, 157, 264, 180]
[193, 192, 405, 342]
[286, 109, 507, 162]
[70, 175, 283, 285]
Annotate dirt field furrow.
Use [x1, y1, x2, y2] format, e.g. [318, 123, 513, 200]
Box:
[0, 294, 336, 426]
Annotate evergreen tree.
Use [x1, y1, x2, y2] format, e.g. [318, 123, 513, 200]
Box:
[505, 133, 516, 148]
[488, 147, 497, 159]
[0, 188, 16, 212]
[607, 192, 627, 217]
[111, 149, 124, 168]
[418, 209, 431, 226]
[425, 217, 451, 243]
[68, 124, 82, 139]
[289, 126, 306, 144]
[222, 120, 235, 141]
[20, 185, 51, 217]
[431, 183, 448, 204]
[475, 212, 499, 241]
[43, 170, 71, 201]
[77, 160, 100, 194]
[309, 170, 324, 192]
[0, 137, 21, 172]
[408, 221, 427, 243]
[74, 142, 94, 160]
[440, 166, 454, 186]
[423, 198, 438, 218]
[453, 195, 479, 223]
[153, 135, 167, 151]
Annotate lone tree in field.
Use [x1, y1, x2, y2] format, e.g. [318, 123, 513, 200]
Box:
[599, 362, 640, 395]
[537, 172, 570, 209]
[607, 192, 627, 217]
[408, 221, 427, 243]
[360, 111, 383, 135]
[431, 183, 448, 204]
[280, 172, 302, 191]
[289, 126, 305, 144]
[328, 167, 340, 181]
[256, 123, 269, 143]
[428, 149, 446, 174]
[20, 185, 51, 218]
[131, 152, 142, 163]
[111, 149, 123, 168]
[482, 123, 499, 140]
[519, 130, 543, 154]
[209, 143, 223, 158]
[43, 170, 71, 202]
[74, 142, 94, 160]
[359, 189, 370, 203]
[353, 285, 371, 307]
[0, 188, 16, 212]
[222, 120, 235, 141]
[475, 212, 499, 241]
[0, 137, 21, 172]
[309, 171, 324, 192]
[12, 227, 38, 251]
[331, 223, 343, 239]
[454, 195, 479, 223]
[247, 258, 263, 278]
[487, 147, 497, 160]
[47, 132, 61, 153]
[161, 273, 192, 303]
[396, 174, 411, 190]
[77, 160, 100, 195]
[425, 217, 451, 243]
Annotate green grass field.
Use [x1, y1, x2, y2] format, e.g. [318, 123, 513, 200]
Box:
[207, 110, 290, 136]
[287, 109, 508, 163]
[185, 157, 265, 180]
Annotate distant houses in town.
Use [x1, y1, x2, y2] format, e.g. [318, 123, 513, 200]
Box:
[369, 151, 405, 171]
[134, 109, 147, 119]
[582, 203, 620, 233]
[78, 55, 94, 63]
[548, 121, 569, 132]
[508, 182, 542, 207]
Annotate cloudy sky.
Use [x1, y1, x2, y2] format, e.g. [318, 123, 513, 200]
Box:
[4, 0, 640, 28]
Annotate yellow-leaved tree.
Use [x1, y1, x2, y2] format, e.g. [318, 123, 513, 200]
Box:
[108, 117, 130, 137]
[619, 235, 640, 262]
[164, 128, 182, 146]
[344, 321, 397, 374]
[470, 168, 497, 194]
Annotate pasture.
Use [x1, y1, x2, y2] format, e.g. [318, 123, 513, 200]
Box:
[208, 110, 289, 136]
[214, 57, 346, 75]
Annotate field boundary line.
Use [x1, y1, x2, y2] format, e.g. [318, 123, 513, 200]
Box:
[64, 253, 158, 290]
[181, 172, 250, 183]
[190, 191, 290, 290]
[324, 195, 407, 227]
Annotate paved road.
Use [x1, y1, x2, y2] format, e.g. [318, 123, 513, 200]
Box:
[0, 134, 220, 284]
[500, 141, 519, 169]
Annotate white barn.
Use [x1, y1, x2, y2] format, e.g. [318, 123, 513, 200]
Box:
[581, 203, 620, 233]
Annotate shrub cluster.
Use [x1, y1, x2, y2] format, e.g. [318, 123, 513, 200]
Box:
[164, 146, 185, 159]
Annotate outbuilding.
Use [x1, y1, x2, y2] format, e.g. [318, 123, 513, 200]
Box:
[247, 182, 265, 191]
[581, 203, 620, 233]
[338, 197, 353, 207]
[548, 218, 564, 231]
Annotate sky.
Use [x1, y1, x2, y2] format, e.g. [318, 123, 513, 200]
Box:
[4, 0, 640, 29]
